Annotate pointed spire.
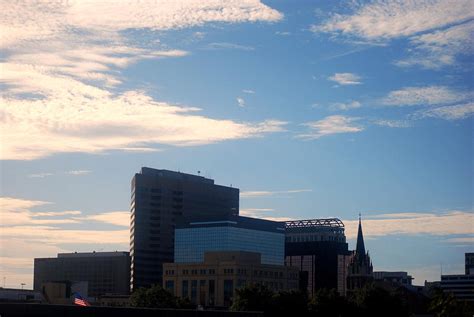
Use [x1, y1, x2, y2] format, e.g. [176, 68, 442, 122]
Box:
[356, 213, 366, 260]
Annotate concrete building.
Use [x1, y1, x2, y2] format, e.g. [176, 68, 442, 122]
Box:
[440, 274, 474, 302]
[373, 271, 413, 287]
[284, 218, 350, 296]
[175, 215, 285, 265]
[440, 253, 474, 302]
[163, 251, 299, 307]
[34, 251, 130, 297]
[0, 288, 45, 303]
[130, 168, 239, 291]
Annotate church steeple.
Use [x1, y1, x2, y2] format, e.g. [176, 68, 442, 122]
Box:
[356, 213, 366, 259]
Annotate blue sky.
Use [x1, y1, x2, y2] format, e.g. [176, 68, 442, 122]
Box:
[1, 0, 473, 289]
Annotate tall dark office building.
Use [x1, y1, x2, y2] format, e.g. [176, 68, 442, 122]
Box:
[130, 168, 239, 291]
[34, 252, 130, 297]
[284, 218, 349, 296]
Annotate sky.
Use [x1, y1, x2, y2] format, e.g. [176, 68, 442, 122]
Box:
[0, 0, 473, 289]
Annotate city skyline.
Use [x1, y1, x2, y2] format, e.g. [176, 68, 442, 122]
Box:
[1, 0, 473, 290]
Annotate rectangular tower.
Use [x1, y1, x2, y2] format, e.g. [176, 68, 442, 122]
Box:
[130, 168, 239, 291]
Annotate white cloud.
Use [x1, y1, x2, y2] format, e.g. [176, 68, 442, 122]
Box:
[242, 89, 255, 94]
[415, 102, 474, 120]
[237, 97, 246, 107]
[298, 115, 363, 139]
[66, 170, 91, 176]
[344, 211, 474, 239]
[241, 189, 312, 198]
[0, 197, 131, 288]
[443, 236, 474, 244]
[206, 42, 255, 51]
[396, 21, 474, 69]
[312, 1, 473, 68]
[275, 31, 291, 36]
[239, 208, 294, 222]
[330, 101, 361, 110]
[373, 119, 411, 128]
[28, 173, 53, 178]
[312, 0, 472, 40]
[382, 86, 467, 106]
[328, 73, 362, 85]
[75, 211, 130, 227]
[0, 1, 284, 160]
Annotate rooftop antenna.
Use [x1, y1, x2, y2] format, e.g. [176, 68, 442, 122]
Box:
[21, 283, 25, 290]
[3, 276, 5, 288]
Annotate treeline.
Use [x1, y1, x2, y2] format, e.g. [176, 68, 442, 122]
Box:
[231, 283, 473, 317]
[129, 283, 473, 317]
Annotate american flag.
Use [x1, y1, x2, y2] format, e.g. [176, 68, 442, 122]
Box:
[73, 293, 91, 306]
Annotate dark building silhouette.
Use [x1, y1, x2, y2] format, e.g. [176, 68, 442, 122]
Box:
[284, 218, 350, 296]
[346, 215, 373, 294]
[130, 168, 239, 291]
[33, 252, 130, 297]
[466, 252, 474, 275]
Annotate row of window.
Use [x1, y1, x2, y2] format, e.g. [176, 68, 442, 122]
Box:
[286, 234, 345, 243]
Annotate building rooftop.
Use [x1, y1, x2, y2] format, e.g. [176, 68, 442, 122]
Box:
[178, 215, 285, 233]
[139, 167, 215, 184]
[57, 251, 129, 258]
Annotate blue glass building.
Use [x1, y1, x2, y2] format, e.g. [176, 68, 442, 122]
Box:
[174, 216, 285, 265]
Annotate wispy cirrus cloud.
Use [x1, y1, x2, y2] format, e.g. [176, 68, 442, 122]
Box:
[382, 86, 474, 120]
[28, 173, 53, 178]
[237, 97, 246, 107]
[241, 189, 312, 198]
[66, 170, 91, 176]
[373, 119, 411, 128]
[330, 100, 361, 110]
[240, 208, 294, 222]
[205, 42, 255, 51]
[415, 103, 474, 121]
[0, 1, 284, 161]
[298, 115, 363, 139]
[74, 211, 130, 227]
[312, 0, 472, 41]
[395, 21, 474, 69]
[382, 86, 467, 106]
[312, 0, 473, 69]
[328, 73, 362, 85]
[344, 211, 474, 239]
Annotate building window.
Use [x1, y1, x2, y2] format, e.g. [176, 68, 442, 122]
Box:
[208, 280, 215, 306]
[182, 280, 189, 299]
[165, 280, 174, 293]
[191, 280, 197, 303]
[223, 279, 233, 306]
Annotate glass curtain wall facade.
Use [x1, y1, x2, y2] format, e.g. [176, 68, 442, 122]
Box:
[130, 168, 239, 291]
[174, 216, 285, 265]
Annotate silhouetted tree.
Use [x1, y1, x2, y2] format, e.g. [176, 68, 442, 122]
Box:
[429, 288, 472, 317]
[308, 288, 353, 317]
[130, 284, 194, 309]
[269, 289, 308, 315]
[230, 283, 274, 312]
[350, 283, 409, 317]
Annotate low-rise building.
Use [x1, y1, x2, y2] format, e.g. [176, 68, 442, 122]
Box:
[373, 271, 414, 287]
[0, 288, 45, 303]
[163, 251, 299, 307]
[440, 274, 474, 302]
[34, 251, 130, 298]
